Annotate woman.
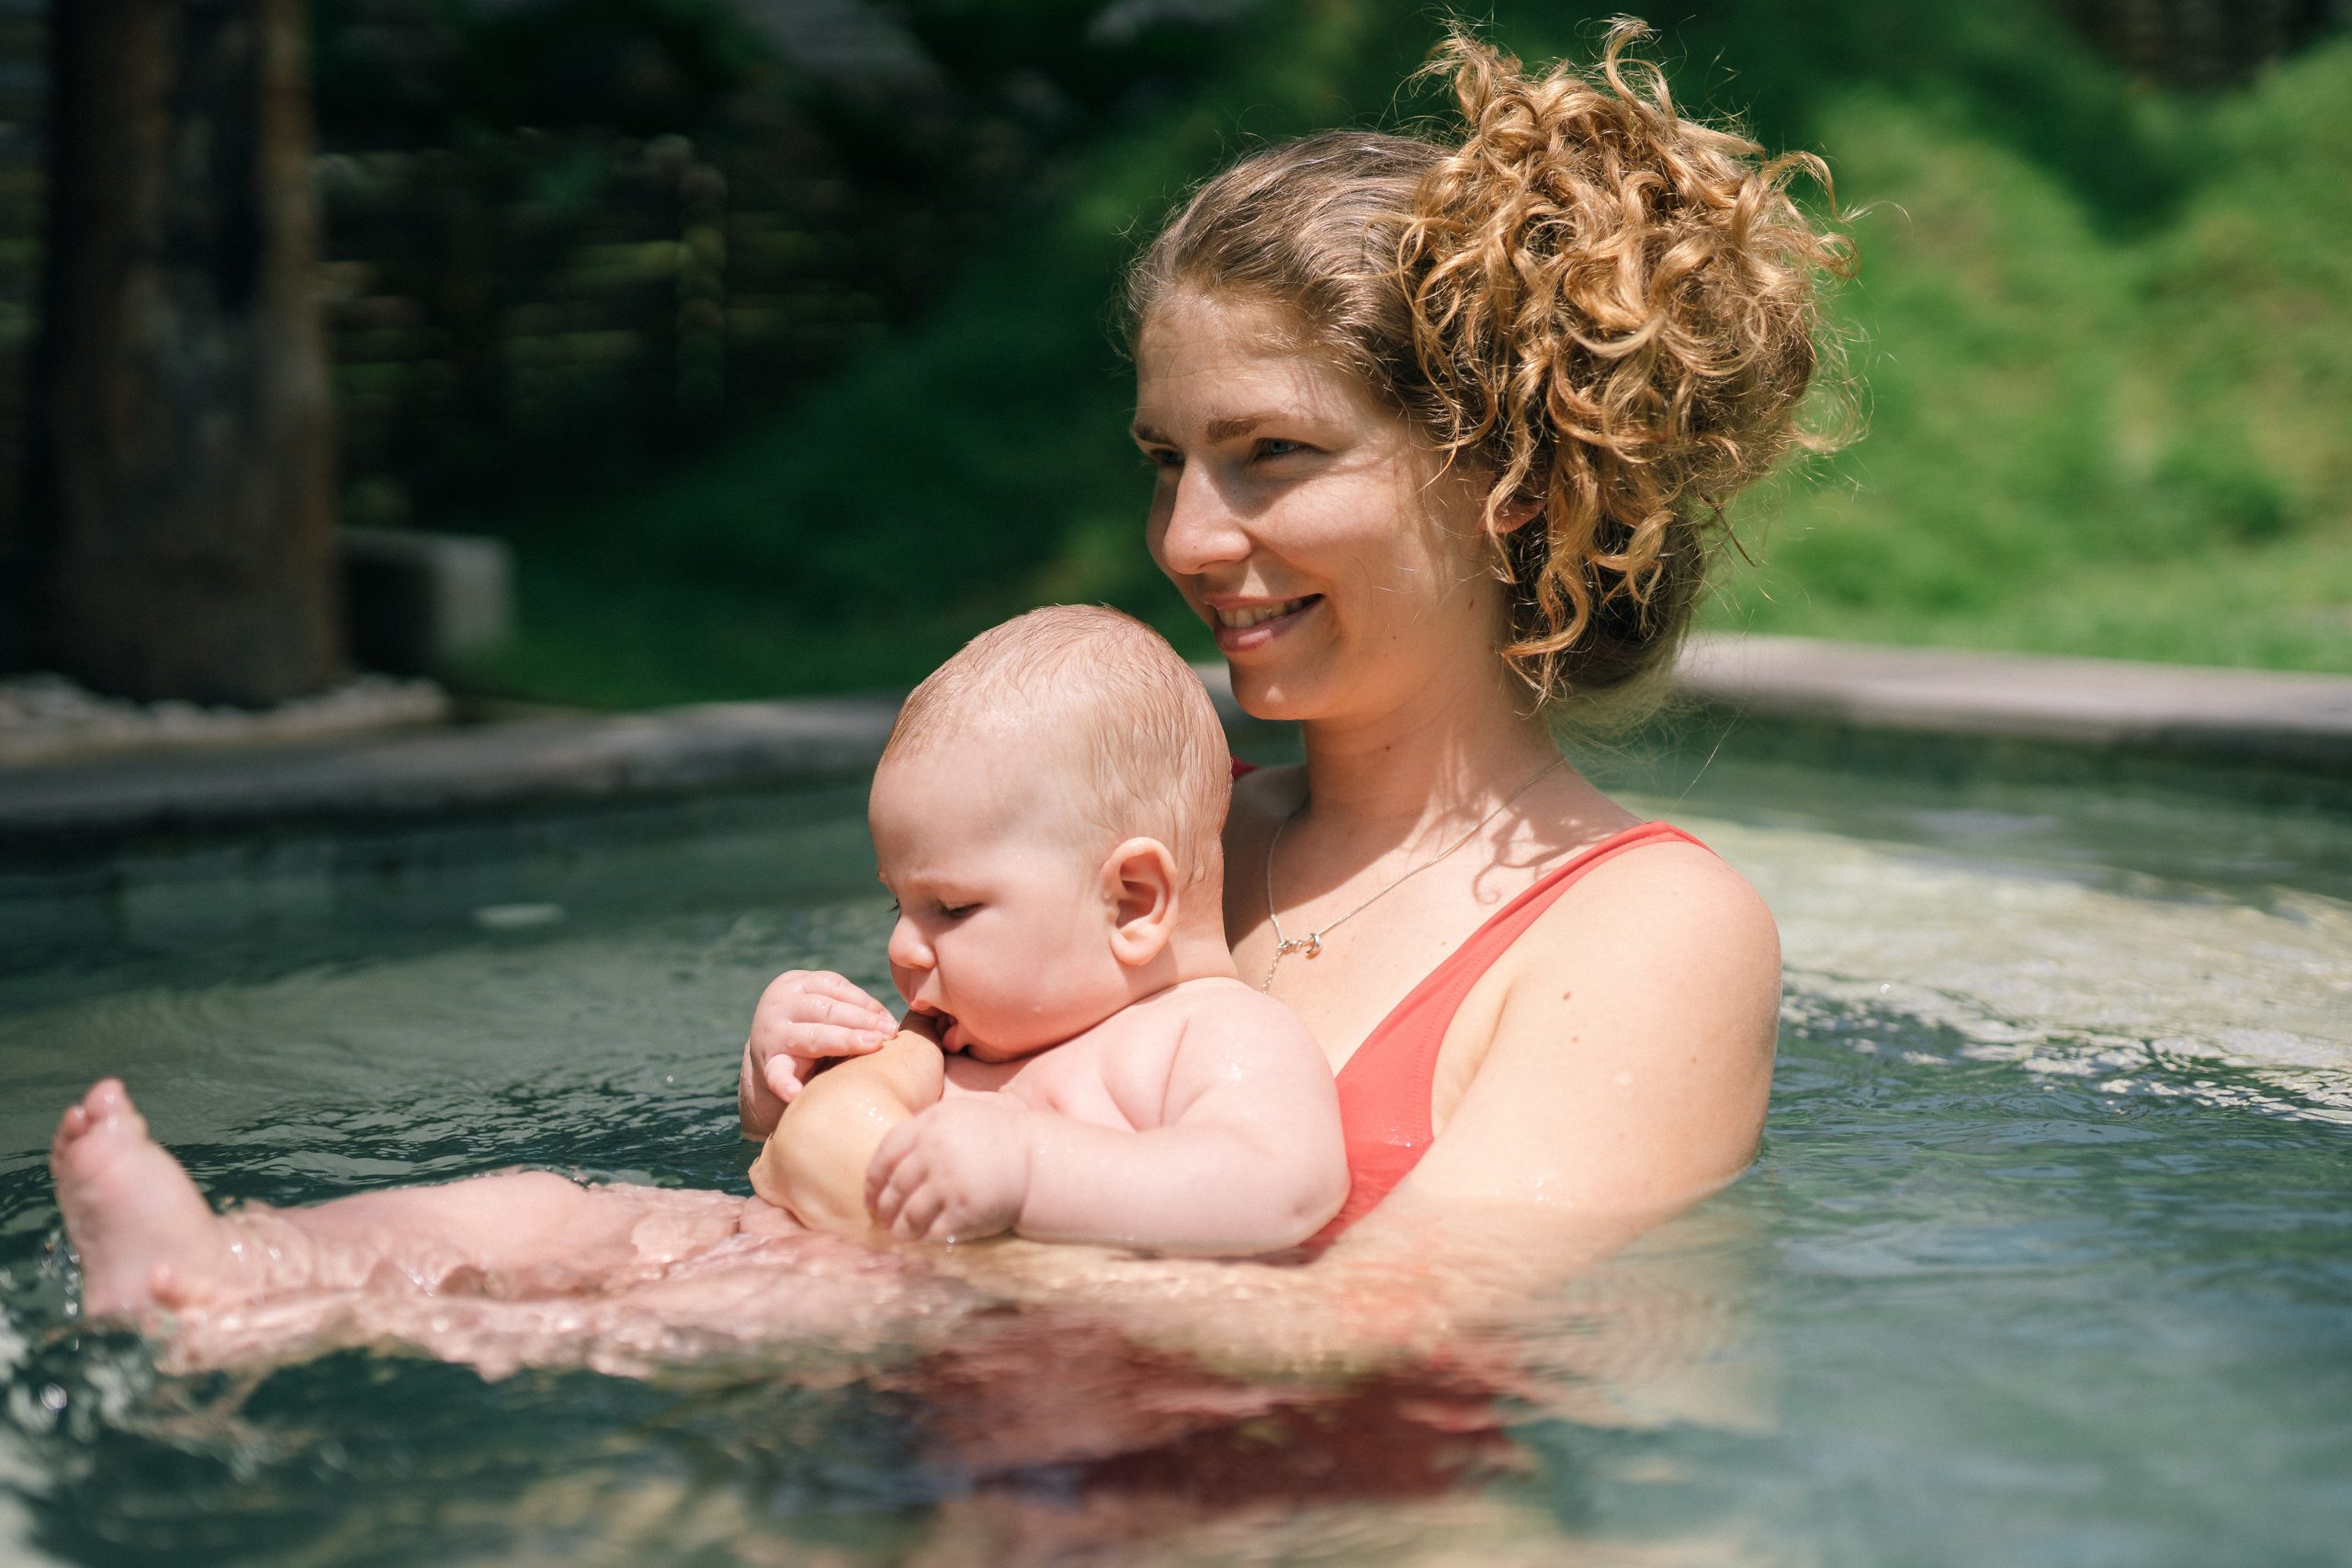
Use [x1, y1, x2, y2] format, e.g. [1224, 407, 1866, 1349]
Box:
[66, 24, 1837, 1390]
[741, 26, 1841, 1305]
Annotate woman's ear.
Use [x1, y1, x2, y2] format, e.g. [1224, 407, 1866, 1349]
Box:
[1100, 837, 1181, 967]
[1490, 490, 1544, 536]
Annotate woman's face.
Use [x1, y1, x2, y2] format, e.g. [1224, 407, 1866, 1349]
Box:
[1133, 292, 1509, 726]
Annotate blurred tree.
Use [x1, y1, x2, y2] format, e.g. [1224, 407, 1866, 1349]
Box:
[2054, 0, 2347, 87]
[30, 0, 342, 705]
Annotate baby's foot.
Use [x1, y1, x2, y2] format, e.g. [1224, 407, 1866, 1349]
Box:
[49, 1080, 241, 1319]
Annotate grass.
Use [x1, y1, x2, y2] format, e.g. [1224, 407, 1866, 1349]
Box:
[454, 2, 2352, 707]
[1718, 40, 2352, 666]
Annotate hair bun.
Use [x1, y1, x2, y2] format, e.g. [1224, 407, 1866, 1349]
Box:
[1404, 23, 1851, 702]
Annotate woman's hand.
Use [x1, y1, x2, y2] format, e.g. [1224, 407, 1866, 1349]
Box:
[739, 970, 899, 1138]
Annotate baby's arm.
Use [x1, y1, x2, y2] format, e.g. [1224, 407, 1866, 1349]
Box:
[868, 995, 1348, 1256]
[750, 1030, 944, 1237]
[1017, 998, 1347, 1253]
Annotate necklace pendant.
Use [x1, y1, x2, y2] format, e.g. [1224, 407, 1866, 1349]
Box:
[1260, 754, 1567, 994]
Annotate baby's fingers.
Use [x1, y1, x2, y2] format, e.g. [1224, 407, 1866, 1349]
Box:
[866, 1122, 921, 1217]
[891, 1185, 947, 1244]
[751, 974, 891, 1045]
[761, 1055, 805, 1104]
[792, 974, 897, 1032]
[789, 1021, 899, 1062]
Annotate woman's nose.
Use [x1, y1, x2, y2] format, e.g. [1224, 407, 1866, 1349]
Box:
[1152, 465, 1251, 577]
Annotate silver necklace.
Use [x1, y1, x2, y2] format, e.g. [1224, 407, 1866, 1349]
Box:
[1261, 755, 1567, 990]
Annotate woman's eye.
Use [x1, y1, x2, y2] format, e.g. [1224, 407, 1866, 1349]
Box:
[937, 903, 978, 919]
[1253, 438, 1306, 460]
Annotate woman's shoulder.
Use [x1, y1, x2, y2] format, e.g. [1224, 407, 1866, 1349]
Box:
[1510, 825, 1780, 995]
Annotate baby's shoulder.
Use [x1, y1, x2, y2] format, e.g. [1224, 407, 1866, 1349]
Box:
[1076, 977, 1318, 1071]
[1130, 974, 1268, 1019]
[1091, 978, 1321, 1127]
[1133, 977, 1319, 1067]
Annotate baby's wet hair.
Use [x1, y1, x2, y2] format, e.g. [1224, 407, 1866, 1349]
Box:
[1126, 21, 1851, 707]
[885, 606, 1230, 890]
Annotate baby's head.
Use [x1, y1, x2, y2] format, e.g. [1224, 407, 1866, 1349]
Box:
[868, 606, 1232, 1059]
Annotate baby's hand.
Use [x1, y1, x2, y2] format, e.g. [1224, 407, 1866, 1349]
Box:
[740, 970, 898, 1137]
[865, 1098, 1035, 1244]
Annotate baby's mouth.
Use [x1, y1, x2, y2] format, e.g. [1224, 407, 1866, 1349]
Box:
[920, 1008, 970, 1054]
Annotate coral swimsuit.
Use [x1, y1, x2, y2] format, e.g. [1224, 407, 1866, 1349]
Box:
[1234, 764, 1706, 1247]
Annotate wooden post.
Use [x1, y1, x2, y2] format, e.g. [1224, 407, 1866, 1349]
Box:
[31, 0, 342, 705]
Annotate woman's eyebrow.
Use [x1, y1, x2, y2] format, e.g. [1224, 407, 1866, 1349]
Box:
[1204, 413, 1271, 444]
[1130, 413, 1284, 446]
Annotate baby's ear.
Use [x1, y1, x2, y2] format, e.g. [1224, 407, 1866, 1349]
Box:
[1101, 837, 1181, 967]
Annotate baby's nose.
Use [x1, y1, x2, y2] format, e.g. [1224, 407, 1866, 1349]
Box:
[886, 913, 932, 973]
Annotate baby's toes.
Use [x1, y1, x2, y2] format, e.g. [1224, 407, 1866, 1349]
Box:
[87, 1079, 141, 1130]
[149, 1264, 222, 1312]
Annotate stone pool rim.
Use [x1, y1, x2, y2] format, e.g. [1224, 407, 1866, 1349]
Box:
[4, 633, 2350, 863]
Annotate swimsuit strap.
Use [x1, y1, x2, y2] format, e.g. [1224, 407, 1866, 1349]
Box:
[1309, 820, 1711, 1244]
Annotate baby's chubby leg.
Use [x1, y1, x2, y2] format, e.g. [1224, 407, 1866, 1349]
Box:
[50, 1079, 758, 1321]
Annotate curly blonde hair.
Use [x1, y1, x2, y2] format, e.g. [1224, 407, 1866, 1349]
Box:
[1126, 20, 1850, 703]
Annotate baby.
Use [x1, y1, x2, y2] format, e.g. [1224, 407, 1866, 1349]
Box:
[49, 607, 1347, 1324]
[746, 604, 1344, 1249]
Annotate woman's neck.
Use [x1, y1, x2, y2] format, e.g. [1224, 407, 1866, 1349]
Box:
[1295, 655, 1566, 833]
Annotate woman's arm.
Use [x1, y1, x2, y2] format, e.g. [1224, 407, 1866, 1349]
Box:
[1388, 841, 1781, 1218]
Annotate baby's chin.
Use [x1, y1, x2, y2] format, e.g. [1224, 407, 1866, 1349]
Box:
[944, 1024, 1038, 1062]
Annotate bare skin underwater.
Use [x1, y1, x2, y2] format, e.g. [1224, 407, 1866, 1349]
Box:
[47, 1077, 988, 1378]
[50, 1077, 794, 1319]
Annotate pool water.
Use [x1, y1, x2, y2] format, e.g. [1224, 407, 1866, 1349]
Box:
[0, 750, 2346, 1567]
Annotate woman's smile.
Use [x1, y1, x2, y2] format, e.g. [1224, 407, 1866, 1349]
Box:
[1206, 593, 1322, 653]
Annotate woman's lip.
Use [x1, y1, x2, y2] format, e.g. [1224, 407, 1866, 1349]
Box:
[1210, 595, 1320, 654]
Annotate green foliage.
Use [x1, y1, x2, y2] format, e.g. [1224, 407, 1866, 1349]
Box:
[465, 0, 1418, 700]
[459, 0, 2352, 705]
[312, 0, 775, 143]
[1717, 31, 2352, 669]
